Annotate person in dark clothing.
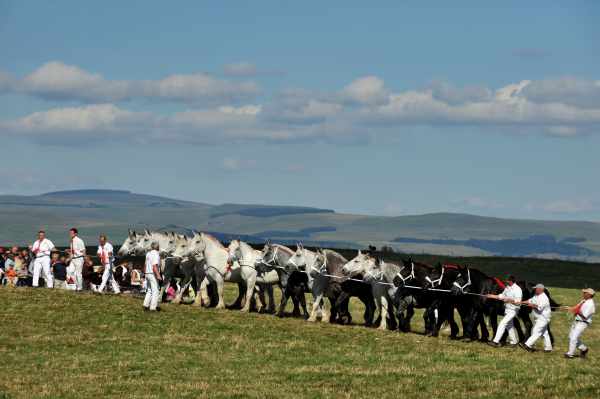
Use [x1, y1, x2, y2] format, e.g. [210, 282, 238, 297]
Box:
[51, 252, 68, 289]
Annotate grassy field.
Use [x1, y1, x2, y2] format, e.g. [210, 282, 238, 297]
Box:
[0, 285, 599, 399]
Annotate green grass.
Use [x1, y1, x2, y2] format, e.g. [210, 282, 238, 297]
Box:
[1, 285, 599, 398]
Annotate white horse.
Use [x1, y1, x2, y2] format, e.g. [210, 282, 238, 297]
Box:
[117, 229, 142, 256]
[194, 232, 252, 310]
[226, 239, 264, 312]
[342, 251, 399, 330]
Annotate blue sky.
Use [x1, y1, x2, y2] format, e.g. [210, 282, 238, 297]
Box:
[1, 1, 599, 220]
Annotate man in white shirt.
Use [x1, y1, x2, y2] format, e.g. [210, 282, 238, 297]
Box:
[565, 288, 596, 359]
[29, 230, 55, 288]
[487, 275, 522, 347]
[517, 284, 553, 352]
[97, 235, 120, 294]
[144, 241, 162, 311]
[68, 228, 86, 291]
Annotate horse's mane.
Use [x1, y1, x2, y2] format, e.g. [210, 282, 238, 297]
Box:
[273, 244, 294, 255]
[324, 249, 347, 263]
[202, 233, 226, 249]
[410, 260, 433, 271]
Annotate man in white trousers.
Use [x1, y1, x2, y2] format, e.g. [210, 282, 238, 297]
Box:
[97, 235, 120, 294]
[68, 228, 86, 291]
[29, 230, 55, 288]
[487, 275, 522, 348]
[517, 284, 553, 352]
[144, 241, 162, 311]
[565, 288, 596, 359]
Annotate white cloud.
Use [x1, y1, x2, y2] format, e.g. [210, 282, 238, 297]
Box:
[1, 61, 260, 104]
[519, 77, 600, 108]
[454, 197, 504, 210]
[340, 76, 388, 105]
[535, 199, 595, 214]
[221, 157, 257, 171]
[223, 62, 258, 77]
[3, 73, 600, 145]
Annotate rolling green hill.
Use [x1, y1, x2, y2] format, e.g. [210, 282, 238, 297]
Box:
[2, 189, 600, 262]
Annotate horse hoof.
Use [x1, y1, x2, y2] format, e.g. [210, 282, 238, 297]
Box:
[276, 312, 285, 318]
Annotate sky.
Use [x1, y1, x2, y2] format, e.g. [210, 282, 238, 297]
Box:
[0, 1, 599, 221]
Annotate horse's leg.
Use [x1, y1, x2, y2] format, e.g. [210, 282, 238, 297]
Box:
[404, 304, 414, 332]
[513, 315, 525, 343]
[378, 296, 389, 331]
[215, 276, 226, 309]
[291, 293, 301, 317]
[308, 293, 323, 322]
[241, 274, 257, 313]
[276, 285, 290, 318]
[479, 313, 489, 342]
[199, 277, 211, 307]
[266, 285, 276, 314]
[299, 290, 309, 320]
[334, 291, 350, 324]
[363, 291, 375, 327]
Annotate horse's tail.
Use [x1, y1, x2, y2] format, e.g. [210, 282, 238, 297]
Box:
[545, 288, 561, 311]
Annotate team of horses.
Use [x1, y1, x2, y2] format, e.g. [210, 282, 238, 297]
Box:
[117, 229, 559, 343]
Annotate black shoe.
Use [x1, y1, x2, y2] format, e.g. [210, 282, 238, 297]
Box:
[143, 306, 149, 311]
[519, 343, 534, 352]
[155, 307, 161, 312]
[564, 353, 576, 359]
[486, 342, 501, 348]
[580, 348, 589, 358]
[507, 343, 519, 348]
[544, 350, 553, 353]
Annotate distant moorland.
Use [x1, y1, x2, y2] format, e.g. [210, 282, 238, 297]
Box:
[2, 189, 600, 262]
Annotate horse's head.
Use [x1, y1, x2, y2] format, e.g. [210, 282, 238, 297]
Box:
[450, 266, 472, 296]
[425, 262, 444, 288]
[227, 239, 242, 264]
[117, 230, 139, 256]
[342, 250, 370, 277]
[161, 232, 179, 255]
[309, 248, 327, 278]
[135, 231, 153, 256]
[172, 235, 192, 258]
[393, 258, 416, 288]
[362, 256, 384, 283]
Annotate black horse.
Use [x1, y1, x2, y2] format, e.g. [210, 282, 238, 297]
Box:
[334, 277, 376, 327]
[447, 266, 504, 342]
[392, 258, 443, 333]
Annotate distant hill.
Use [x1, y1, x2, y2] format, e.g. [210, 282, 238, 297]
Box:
[1, 189, 600, 262]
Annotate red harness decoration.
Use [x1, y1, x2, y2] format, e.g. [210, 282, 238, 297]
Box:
[493, 277, 506, 290]
[443, 264, 460, 270]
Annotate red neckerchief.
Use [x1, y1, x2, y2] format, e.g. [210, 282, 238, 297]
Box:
[100, 245, 108, 265]
[573, 300, 585, 316]
[493, 277, 506, 290]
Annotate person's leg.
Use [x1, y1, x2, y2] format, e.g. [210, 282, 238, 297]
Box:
[567, 322, 587, 356]
[32, 259, 42, 287]
[505, 311, 518, 344]
[74, 259, 84, 291]
[110, 270, 121, 294]
[149, 276, 160, 311]
[98, 266, 110, 292]
[493, 311, 513, 344]
[525, 318, 545, 348]
[42, 258, 53, 288]
[143, 275, 152, 309]
[575, 322, 589, 353]
[542, 327, 552, 351]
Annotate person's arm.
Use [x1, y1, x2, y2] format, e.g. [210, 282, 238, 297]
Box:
[152, 263, 161, 281]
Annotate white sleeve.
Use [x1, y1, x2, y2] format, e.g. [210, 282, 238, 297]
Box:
[106, 243, 114, 254]
[47, 240, 55, 250]
[97, 246, 102, 255]
[581, 301, 595, 318]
